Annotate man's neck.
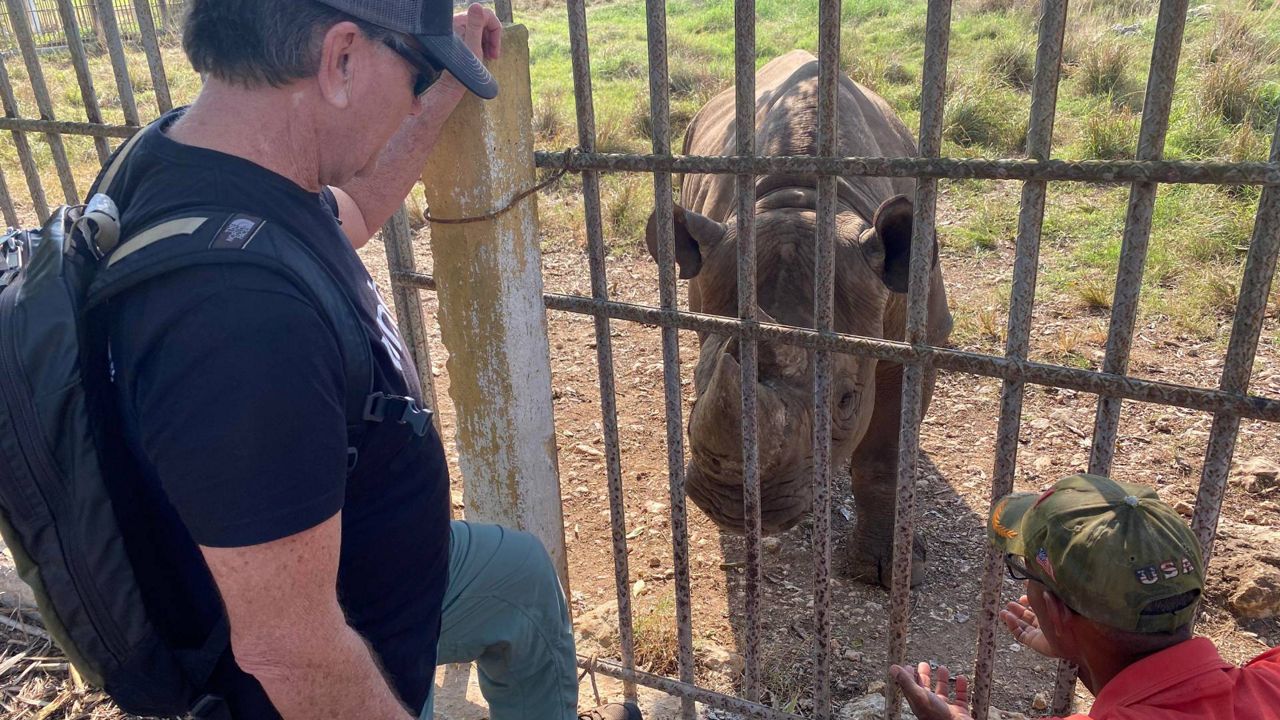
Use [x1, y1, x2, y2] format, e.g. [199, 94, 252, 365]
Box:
[1077, 636, 1184, 696]
[166, 80, 324, 192]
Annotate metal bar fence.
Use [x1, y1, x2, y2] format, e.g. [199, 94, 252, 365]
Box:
[0, 2, 1277, 720]
[0, 0, 183, 50]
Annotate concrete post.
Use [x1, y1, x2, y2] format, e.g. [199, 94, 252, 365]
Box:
[420, 25, 568, 587]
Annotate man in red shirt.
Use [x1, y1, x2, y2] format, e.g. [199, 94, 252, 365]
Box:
[891, 473, 1280, 719]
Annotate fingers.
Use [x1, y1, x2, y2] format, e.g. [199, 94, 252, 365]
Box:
[890, 665, 934, 710]
[934, 665, 950, 696]
[954, 675, 970, 705]
[481, 6, 502, 58]
[917, 661, 933, 690]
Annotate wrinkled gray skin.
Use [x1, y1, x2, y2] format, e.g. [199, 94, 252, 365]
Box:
[644, 51, 952, 587]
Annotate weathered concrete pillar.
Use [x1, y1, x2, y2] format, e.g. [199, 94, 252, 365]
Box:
[421, 25, 568, 586]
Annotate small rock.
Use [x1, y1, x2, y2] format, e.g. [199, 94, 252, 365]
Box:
[574, 443, 604, 458]
[1112, 22, 1141, 36]
[1174, 500, 1194, 517]
[838, 693, 916, 720]
[1244, 510, 1261, 524]
[1188, 4, 1212, 19]
[762, 536, 782, 555]
[1033, 456, 1053, 473]
[574, 600, 620, 653]
[843, 649, 863, 663]
[1229, 555, 1280, 620]
[866, 680, 886, 695]
[1031, 692, 1048, 711]
[644, 500, 668, 515]
[632, 579, 647, 597]
[648, 556, 662, 568]
[693, 639, 745, 679]
[1238, 457, 1279, 494]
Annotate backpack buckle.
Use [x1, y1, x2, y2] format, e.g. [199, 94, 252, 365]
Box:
[362, 393, 431, 437]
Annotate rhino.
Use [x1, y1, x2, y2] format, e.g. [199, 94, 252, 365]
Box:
[644, 50, 952, 586]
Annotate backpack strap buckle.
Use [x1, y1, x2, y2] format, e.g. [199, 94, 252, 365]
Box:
[362, 392, 431, 437]
[189, 694, 232, 720]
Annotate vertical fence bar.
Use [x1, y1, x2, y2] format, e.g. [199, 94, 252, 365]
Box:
[566, 0, 638, 700]
[4, 0, 78, 203]
[495, 0, 513, 25]
[1075, 0, 1190, 714]
[1190, 114, 1280, 571]
[380, 206, 441, 435]
[95, 0, 140, 127]
[970, 1, 1068, 717]
[0, 53, 48, 219]
[0, 165, 18, 227]
[812, 0, 840, 717]
[644, 0, 695, 716]
[131, 0, 171, 113]
[732, 0, 763, 705]
[885, 1, 950, 718]
[1086, 0, 1189, 476]
[55, 0, 110, 163]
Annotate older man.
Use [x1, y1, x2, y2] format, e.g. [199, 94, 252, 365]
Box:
[892, 473, 1280, 719]
[98, 1, 637, 718]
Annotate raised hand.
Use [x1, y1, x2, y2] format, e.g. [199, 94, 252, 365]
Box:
[1000, 595, 1058, 658]
[889, 662, 973, 720]
[453, 3, 502, 61]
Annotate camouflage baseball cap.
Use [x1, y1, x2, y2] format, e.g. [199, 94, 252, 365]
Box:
[989, 473, 1204, 634]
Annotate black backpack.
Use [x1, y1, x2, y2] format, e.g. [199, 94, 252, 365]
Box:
[0, 122, 430, 717]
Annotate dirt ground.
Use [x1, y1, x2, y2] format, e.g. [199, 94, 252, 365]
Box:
[357, 177, 1280, 717]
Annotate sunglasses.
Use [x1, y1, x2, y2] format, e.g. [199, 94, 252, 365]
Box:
[381, 34, 444, 97]
[1004, 553, 1034, 582]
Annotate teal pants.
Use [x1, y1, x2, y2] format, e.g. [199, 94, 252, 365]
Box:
[419, 521, 579, 720]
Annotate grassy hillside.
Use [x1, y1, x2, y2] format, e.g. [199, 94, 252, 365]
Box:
[520, 0, 1279, 345]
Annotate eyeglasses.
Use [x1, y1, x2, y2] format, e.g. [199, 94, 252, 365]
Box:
[381, 34, 444, 97]
[1005, 553, 1033, 582]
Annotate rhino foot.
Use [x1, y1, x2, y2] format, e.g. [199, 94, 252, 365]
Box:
[847, 531, 927, 588]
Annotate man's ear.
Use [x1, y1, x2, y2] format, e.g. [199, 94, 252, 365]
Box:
[317, 21, 364, 109]
[645, 204, 728, 280]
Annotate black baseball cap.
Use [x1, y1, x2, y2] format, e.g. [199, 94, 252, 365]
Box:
[317, 0, 498, 99]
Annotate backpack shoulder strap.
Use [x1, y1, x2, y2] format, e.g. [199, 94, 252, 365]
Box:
[87, 210, 376, 464]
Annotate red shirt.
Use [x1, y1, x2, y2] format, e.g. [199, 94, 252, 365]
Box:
[1062, 637, 1280, 719]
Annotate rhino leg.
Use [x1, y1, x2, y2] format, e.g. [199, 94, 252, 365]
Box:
[846, 360, 933, 588]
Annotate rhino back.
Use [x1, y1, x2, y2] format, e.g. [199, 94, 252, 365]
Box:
[680, 50, 918, 223]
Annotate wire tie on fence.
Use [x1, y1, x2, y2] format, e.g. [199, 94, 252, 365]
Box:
[422, 147, 580, 225]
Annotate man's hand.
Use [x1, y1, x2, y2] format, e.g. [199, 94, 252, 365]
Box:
[889, 662, 973, 720]
[1001, 595, 1058, 658]
[437, 3, 502, 97]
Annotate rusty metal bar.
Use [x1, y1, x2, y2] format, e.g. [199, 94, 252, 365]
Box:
[4, 0, 79, 203]
[379, 206, 441, 435]
[971, 1, 1069, 717]
[644, 0, 695, 714]
[886, 1, 951, 718]
[131, 0, 173, 114]
[0, 164, 18, 227]
[578, 656, 805, 720]
[732, 0, 763, 705]
[567, 0, 637, 700]
[96, 0, 141, 127]
[395, 271, 1280, 423]
[0, 53, 49, 219]
[54, 0, 110, 162]
[535, 151, 1280, 186]
[812, 0, 840, 716]
[0, 116, 140, 138]
[1076, 0, 1191, 712]
[1087, 0, 1190, 477]
[496, 0, 513, 24]
[1190, 113, 1280, 572]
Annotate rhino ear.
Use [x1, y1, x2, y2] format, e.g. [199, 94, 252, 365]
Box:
[646, 205, 728, 280]
[865, 195, 914, 294]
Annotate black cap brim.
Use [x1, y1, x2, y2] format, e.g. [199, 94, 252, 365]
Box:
[417, 32, 498, 99]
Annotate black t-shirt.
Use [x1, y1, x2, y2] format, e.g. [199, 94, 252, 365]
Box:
[103, 109, 450, 712]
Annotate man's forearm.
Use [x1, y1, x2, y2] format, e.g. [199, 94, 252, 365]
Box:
[339, 83, 467, 235]
[238, 624, 415, 720]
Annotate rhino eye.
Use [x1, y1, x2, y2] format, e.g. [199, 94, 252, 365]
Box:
[838, 391, 856, 409]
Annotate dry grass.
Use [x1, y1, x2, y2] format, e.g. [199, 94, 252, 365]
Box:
[632, 587, 678, 676]
[943, 82, 1028, 153]
[985, 39, 1035, 91]
[1076, 41, 1139, 104]
[1200, 56, 1268, 125]
[0, 616, 136, 720]
[1073, 277, 1114, 313]
[1080, 106, 1139, 160]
